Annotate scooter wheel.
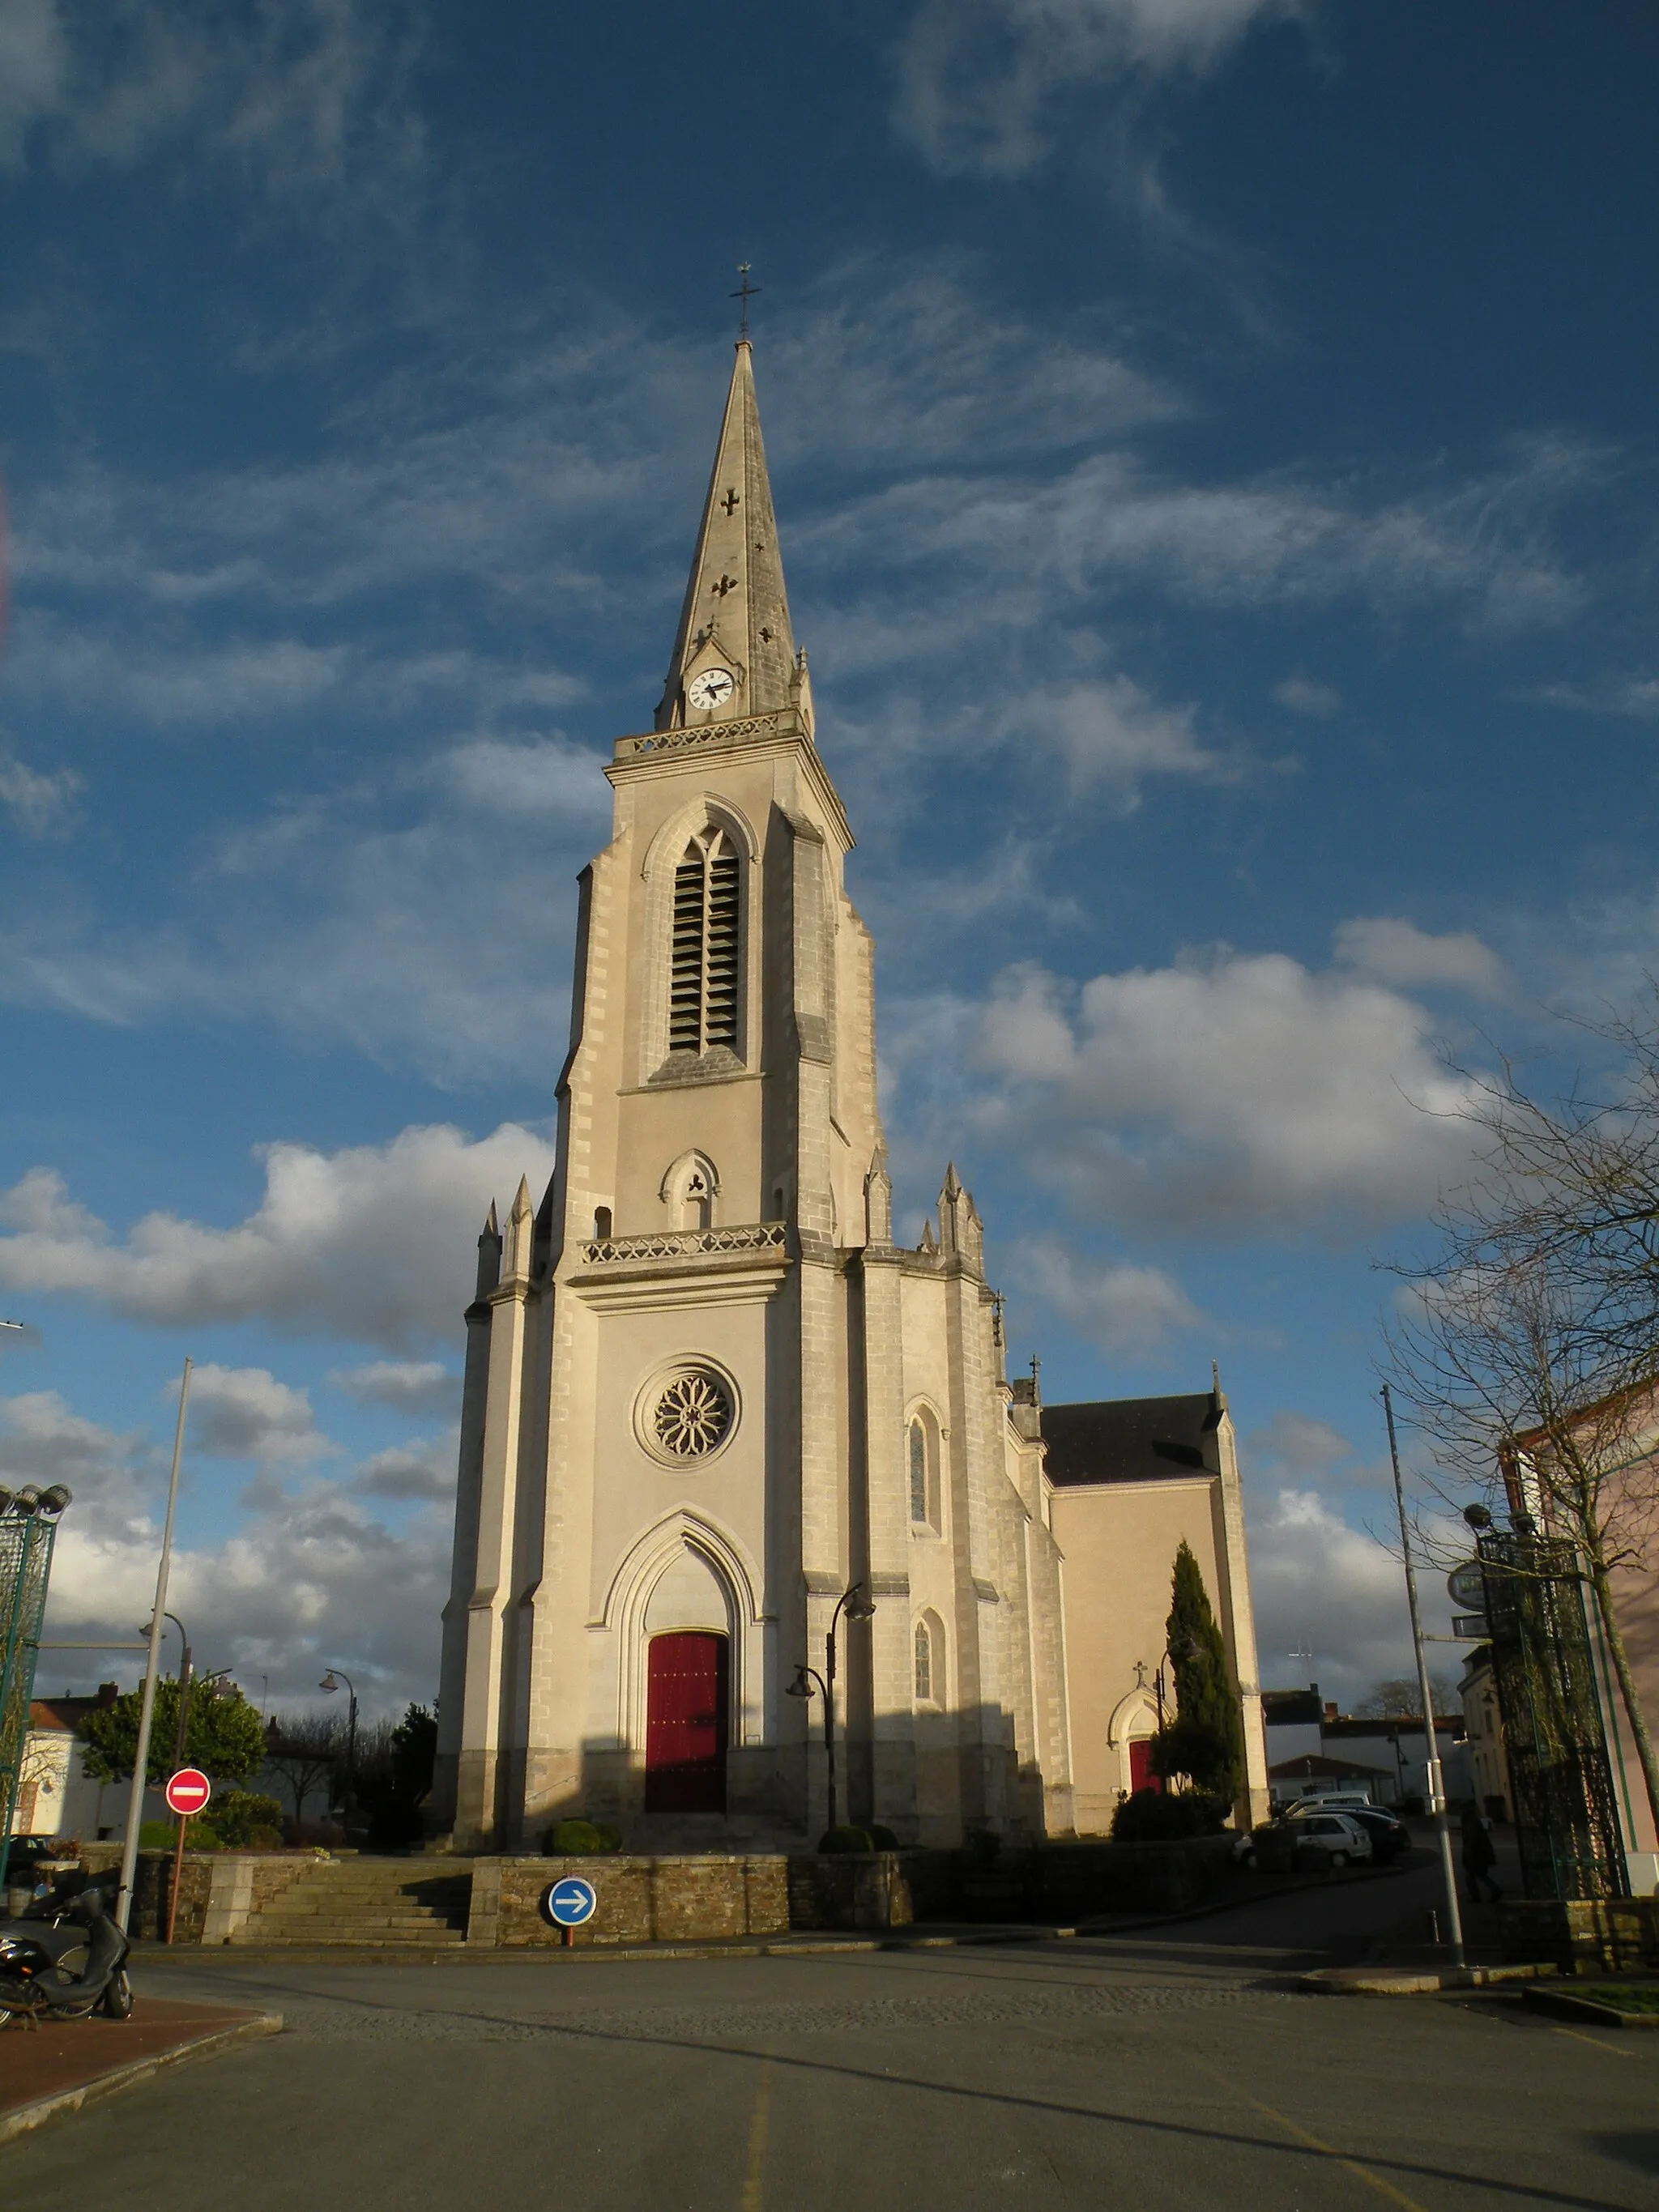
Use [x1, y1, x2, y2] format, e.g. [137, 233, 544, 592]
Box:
[102, 1972, 134, 2022]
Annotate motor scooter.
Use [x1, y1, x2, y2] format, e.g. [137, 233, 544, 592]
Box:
[0, 1879, 134, 2026]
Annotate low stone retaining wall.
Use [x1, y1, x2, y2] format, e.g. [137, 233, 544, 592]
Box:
[787, 1852, 916, 1931]
[74, 1845, 318, 1943]
[1501, 1895, 1659, 1973]
[468, 1855, 790, 1947]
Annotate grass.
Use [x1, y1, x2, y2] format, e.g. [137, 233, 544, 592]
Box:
[1589, 1984, 1659, 2014]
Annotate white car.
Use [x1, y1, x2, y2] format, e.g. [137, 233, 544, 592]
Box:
[1284, 1809, 1373, 1868]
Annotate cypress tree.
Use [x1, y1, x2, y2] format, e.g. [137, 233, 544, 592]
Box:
[1154, 1541, 1244, 1802]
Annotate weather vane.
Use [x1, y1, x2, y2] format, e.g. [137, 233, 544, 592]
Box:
[731, 262, 761, 341]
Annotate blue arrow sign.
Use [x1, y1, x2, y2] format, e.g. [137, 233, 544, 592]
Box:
[540, 1876, 598, 1929]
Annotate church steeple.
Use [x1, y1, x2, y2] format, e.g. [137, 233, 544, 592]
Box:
[655, 341, 801, 733]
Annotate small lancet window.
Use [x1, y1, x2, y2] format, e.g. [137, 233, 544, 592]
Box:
[909, 1419, 928, 1525]
[914, 1620, 933, 1703]
[669, 827, 741, 1057]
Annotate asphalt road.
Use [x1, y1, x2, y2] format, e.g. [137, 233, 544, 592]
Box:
[6, 1860, 1657, 2212]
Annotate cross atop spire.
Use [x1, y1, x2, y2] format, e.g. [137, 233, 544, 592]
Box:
[655, 340, 799, 732]
[731, 262, 761, 341]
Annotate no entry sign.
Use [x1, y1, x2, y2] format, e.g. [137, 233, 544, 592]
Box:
[164, 1767, 212, 1818]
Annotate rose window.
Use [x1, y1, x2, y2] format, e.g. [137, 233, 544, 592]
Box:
[652, 1369, 733, 1458]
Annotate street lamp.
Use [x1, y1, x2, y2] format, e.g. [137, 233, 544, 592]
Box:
[785, 1581, 876, 1835]
[319, 1668, 358, 1837]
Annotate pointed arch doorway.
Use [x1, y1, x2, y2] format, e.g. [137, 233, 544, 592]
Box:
[645, 1631, 729, 1812]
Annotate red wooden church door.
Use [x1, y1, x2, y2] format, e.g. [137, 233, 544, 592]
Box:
[645, 1631, 729, 1813]
[1128, 1739, 1162, 1794]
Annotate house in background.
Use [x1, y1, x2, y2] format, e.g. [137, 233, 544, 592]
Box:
[1260, 1689, 1471, 1809]
[11, 1684, 124, 1840]
[1459, 1643, 1512, 1820]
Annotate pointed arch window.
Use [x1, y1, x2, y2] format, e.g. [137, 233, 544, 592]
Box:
[669, 827, 741, 1056]
[909, 1419, 928, 1524]
[914, 1619, 933, 1703]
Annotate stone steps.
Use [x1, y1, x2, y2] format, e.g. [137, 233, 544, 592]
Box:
[235, 1857, 473, 1946]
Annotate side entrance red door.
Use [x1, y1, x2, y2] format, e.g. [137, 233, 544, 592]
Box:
[1128, 1738, 1162, 1794]
[645, 1631, 729, 1813]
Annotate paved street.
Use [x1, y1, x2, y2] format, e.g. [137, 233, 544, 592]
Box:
[6, 1860, 1657, 2212]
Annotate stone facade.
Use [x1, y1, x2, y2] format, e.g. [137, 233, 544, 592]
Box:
[433, 340, 1266, 1859]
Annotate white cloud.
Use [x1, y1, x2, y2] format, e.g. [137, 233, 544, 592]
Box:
[0, 1122, 556, 1352]
[0, 1389, 156, 1541]
[353, 1435, 455, 1502]
[1333, 915, 1508, 1000]
[0, 0, 66, 166]
[974, 948, 1480, 1236]
[1243, 1485, 1458, 1706]
[893, 0, 1307, 178]
[0, 726, 611, 1080]
[187, 1362, 326, 1463]
[331, 1359, 458, 1418]
[0, 749, 83, 833]
[1, 0, 422, 191]
[1013, 1234, 1202, 1359]
[998, 677, 1239, 807]
[1272, 673, 1340, 718]
[11, 1380, 449, 1710]
[1244, 1409, 1358, 1481]
[1537, 675, 1659, 721]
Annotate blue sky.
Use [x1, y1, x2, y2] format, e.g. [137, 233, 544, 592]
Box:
[1, 0, 1654, 1719]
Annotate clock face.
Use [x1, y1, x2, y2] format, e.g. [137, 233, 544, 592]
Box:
[687, 667, 735, 712]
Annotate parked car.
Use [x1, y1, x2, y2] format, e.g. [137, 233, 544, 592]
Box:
[1279, 1792, 1374, 1817]
[1347, 1806, 1411, 1863]
[1284, 1809, 1373, 1868]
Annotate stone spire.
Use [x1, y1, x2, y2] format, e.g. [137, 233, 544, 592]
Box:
[655, 341, 800, 733]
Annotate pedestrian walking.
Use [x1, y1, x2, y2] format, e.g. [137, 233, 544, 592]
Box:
[1461, 1804, 1502, 1903]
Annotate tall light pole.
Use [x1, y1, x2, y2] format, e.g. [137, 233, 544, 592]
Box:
[1381, 1383, 1465, 1967]
[785, 1580, 876, 1835]
[117, 1356, 191, 1934]
[320, 1669, 358, 1839]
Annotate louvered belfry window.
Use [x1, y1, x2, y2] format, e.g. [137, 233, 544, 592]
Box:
[669, 828, 741, 1055]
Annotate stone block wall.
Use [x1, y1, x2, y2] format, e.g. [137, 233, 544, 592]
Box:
[74, 1845, 315, 1943]
[787, 1852, 916, 1930]
[468, 1855, 790, 1947]
[1500, 1895, 1659, 1973]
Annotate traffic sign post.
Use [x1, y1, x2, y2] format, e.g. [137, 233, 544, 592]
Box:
[539, 1875, 598, 1947]
[164, 1767, 211, 1817]
[163, 1767, 211, 1946]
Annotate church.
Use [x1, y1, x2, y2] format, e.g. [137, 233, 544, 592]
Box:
[433, 339, 1270, 1853]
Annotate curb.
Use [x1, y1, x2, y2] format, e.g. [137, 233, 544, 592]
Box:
[130, 1927, 1078, 1967]
[1299, 1962, 1555, 1997]
[0, 2012, 283, 2149]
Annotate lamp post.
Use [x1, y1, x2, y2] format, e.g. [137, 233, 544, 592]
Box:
[785, 1581, 876, 1834]
[1380, 1382, 1465, 1967]
[319, 1669, 358, 1839]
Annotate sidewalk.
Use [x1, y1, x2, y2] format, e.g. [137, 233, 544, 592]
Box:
[0, 1999, 281, 2147]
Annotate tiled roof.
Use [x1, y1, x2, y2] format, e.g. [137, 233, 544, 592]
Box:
[1040, 1394, 1221, 1487]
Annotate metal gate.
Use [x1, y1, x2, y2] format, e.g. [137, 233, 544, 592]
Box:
[1478, 1529, 1627, 1900]
[0, 1502, 62, 1890]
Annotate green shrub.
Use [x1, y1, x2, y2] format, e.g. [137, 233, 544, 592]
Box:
[866, 1824, 899, 1852]
[139, 1819, 221, 1850]
[203, 1790, 286, 1848]
[1109, 1788, 1228, 1843]
[542, 1818, 622, 1856]
[818, 1825, 873, 1853]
